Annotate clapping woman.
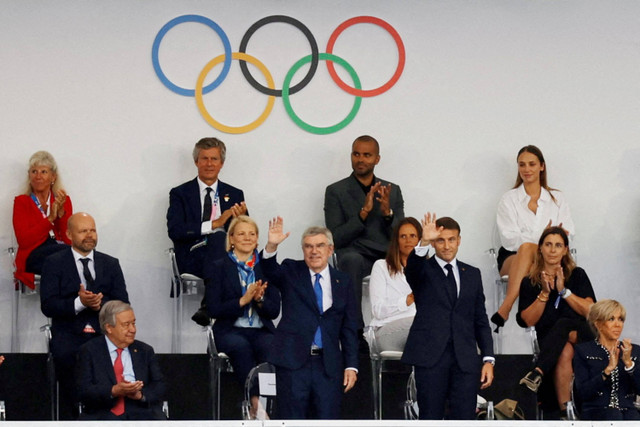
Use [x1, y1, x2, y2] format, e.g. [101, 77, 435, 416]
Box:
[13, 151, 72, 288]
[574, 300, 640, 420]
[204, 215, 280, 416]
[517, 227, 595, 414]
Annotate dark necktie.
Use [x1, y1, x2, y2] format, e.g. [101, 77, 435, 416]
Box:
[80, 258, 94, 289]
[445, 263, 457, 302]
[111, 348, 125, 416]
[202, 187, 213, 222]
[313, 273, 323, 348]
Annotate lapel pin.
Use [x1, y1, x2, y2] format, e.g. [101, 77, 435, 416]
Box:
[223, 194, 230, 202]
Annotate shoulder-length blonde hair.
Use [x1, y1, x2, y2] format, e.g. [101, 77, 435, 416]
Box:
[588, 299, 626, 338]
[23, 151, 63, 195]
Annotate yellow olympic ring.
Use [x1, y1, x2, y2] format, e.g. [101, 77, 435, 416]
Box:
[195, 52, 275, 134]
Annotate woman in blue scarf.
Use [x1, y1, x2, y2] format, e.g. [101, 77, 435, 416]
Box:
[205, 216, 281, 402]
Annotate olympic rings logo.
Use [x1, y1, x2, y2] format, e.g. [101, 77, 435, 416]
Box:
[152, 15, 405, 135]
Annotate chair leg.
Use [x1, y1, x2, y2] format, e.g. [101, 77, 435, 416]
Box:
[11, 285, 19, 352]
[209, 357, 222, 420]
[370, 358, 382, 419]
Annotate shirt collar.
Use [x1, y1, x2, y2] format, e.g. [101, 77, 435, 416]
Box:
[197, 177, 218, 194]
[516, 183, 551, 202]
[71, 248, 94, 262]
[309, 265, 330, 282]
[434, 255, 458, 271]
[104, 335, 128, 353]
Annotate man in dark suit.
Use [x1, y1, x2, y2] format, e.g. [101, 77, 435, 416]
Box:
[261, 217, 359, 419]
[324, 135, 404, 327]
[402, 213, 494, 420]
[167, 137, 247, 324]
[40, 212, 129, 420]
[77, 300, 166, 420]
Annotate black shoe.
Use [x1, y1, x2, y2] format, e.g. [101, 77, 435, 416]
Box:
[519, 369, 542, 393]
[490, 312, 506, 333]
[191, 307, 211, 326]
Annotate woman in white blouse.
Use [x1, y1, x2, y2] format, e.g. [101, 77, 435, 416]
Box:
[369, 217, 421, 352]
[492, 145, 574, 331]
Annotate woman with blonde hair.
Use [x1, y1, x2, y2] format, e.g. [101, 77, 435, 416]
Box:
[574, 300, 640, 420]
[204, 215, 280, 417]
[13, 151, 72, 288]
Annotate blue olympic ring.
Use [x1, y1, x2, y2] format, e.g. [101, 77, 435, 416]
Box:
[151, 15, 232, 97]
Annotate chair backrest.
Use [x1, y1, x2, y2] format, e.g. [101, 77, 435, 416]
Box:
[242, 362, 276, 420]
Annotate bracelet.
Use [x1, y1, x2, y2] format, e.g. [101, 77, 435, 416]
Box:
[561, 288, 572, 299]
[537, 293, 549, 303]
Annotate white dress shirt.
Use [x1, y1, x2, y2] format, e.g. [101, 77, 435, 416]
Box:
[369, 259, 416, 327]
[72, 248, 95, 314]
[105, 336, 135, 382]
[198, 178, 222, 235]
[497, 184, 574, 251]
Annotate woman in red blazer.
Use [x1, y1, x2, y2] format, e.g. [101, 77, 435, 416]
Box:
[13, 151, 72, 289]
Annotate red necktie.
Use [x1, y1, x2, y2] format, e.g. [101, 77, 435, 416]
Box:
[111, 348, 125, 416]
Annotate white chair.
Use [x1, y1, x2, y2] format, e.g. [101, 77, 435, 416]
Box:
[242, 362, 276, 420]
[205, 324, 232, 420]
[361, 275, 407, 419]
[8, 247, 41, 353]
[168, 248, 205, 353]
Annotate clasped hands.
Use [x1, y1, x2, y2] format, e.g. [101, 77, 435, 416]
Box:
[78, 284, 103, 311]
[360, 182, 393, 220]
[212, 201, 248, 230]
[239, 279, 268, 307]
[111, 379, 144, 401]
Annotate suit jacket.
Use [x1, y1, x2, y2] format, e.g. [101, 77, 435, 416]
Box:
[574, 340, 640, 414]
[261, 255, 358, 378]
[167, 177, 246, 274]
[324, 174, 404, 257]
[13, 194, 73, 289]
[205, 255, 280, 334]
[40, 248, 129, 351]
[402, 253, 493, 372]
[76, 336, 166, 420]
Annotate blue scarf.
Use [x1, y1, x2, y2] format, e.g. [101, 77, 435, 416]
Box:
[228, 250, 259, 326]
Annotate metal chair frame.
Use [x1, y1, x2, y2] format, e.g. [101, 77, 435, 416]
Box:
[361, 275, 408, 419]
[8, 247, 41, 353]
[206, 324, 232, 420]
[241, 362, 276, 420]
[168, 248, 205, 353]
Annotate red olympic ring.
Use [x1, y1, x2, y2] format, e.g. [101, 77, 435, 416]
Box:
[325, 16, 405, 98]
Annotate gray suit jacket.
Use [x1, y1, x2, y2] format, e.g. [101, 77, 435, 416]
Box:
[324, 174, 404, 257]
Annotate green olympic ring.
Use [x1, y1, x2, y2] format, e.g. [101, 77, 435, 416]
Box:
[282, 53, 362, 135]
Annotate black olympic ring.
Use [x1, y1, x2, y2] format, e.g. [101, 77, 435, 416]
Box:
[238, 15, 319, 97]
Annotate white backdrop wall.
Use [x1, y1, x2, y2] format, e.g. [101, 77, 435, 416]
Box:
[1, 1, 639, 354]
